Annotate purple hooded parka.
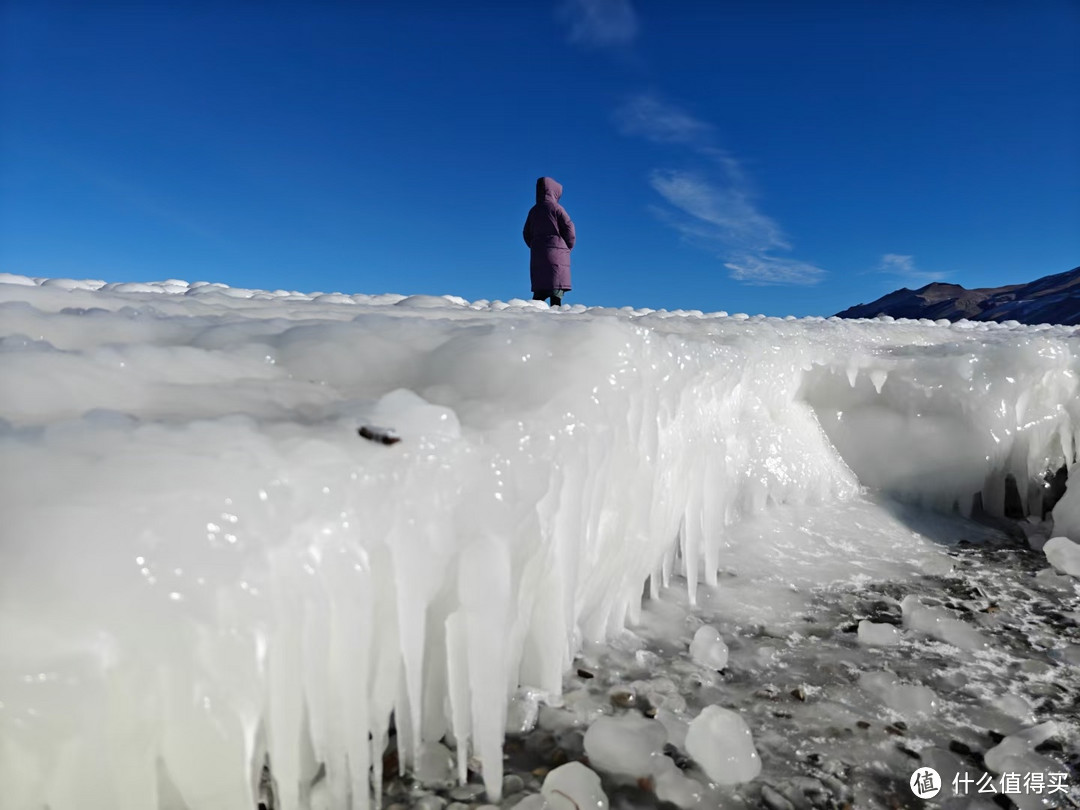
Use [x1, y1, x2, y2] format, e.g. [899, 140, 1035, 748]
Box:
[523, 177, 575, 291]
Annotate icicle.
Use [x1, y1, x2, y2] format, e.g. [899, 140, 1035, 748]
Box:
[444, 612, 471, 786]
[870, 369, 888, 394]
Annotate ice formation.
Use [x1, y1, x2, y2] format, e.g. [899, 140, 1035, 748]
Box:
[540, 762, 607, 810]
[683, 706, 762, 785]
[900, 594, 990, 651]
[1, 274, 1079, 809]
[983, 722, 1064, 810]
[1044, 535, 1080, 577]
[858, 671, 939, 719]
[688, 625, 729, 669]
[582, 715, 667, 777]
[856, 619, 900, 646]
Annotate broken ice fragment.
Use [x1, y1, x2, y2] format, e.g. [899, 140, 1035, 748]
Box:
[684, 705, 762, 785]
[688, 625, 729, 670]
[1043, 535, 1080, 577]
[857, 619, 900, 646]
[859, 671, 938, 718]
[583, 714, 667, 777]
[900, 595, 989, 651]
[541, 762, 609, 810]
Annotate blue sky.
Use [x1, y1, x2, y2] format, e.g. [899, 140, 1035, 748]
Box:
[2, 1, 1077, 316]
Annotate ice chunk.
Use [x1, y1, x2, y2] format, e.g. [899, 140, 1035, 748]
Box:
[859, 671, 938, 718]
[653, 758, 704, 807]
[583, 714, 667, 777]
[1050, 482, 1080, 543]
[541, 762, 609, 810]
[983, 722, 1065, 810]
[688, 625, 729, 669]
[506, 687, 548, 734]
[684, 706, 761, 785]
[1043, 535, 1080, 577]
[984, 722, 1059, 773]
[901, 595, 989, 651]
[857, 619, 900, 646]
[994, 693, 1036, 725]
[414, 741, 455, 789]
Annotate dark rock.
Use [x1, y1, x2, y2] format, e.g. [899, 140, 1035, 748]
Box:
[448, 784, 485, 802]
[501, 775, 525, 796]
[663, 743, 692, 770]
[761, 784, 796, 810]
[358, 425, 401, 445]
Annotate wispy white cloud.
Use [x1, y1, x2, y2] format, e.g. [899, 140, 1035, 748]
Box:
[648, 169, 787, 254]
[725, 255, 826, 286]
[559, 0, 638, 48]
[878, 254, 948, 283]
[615, 92, 825, 285]
[614, 95, 711, 145]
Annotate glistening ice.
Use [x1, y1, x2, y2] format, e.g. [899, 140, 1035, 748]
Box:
[1, 274, 1078, 809]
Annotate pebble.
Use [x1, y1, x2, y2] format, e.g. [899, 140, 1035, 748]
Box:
[501, 775, 525, 795]
[662, 742, 691, 770]
[761, 784, 796, 810]
[449, 784, 486, 802]
[414, 797, 446, 810]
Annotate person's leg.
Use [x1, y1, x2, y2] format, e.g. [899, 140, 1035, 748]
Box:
[534, 289, 560, 306]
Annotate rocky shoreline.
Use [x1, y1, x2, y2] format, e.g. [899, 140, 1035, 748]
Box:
[363, 512, 1080, 810]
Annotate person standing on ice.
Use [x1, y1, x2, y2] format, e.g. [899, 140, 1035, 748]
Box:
[523, 176, 576, 307]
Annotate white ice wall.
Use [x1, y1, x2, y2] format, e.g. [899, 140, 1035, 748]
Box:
[1, 276, 1078, 810]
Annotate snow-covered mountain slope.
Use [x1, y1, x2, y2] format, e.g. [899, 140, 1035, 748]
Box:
[1, 274, 1079, 810]
[836, 266, 1080, 325]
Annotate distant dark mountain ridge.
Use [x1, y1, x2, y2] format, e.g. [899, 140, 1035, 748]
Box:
[835, 266, 1080, 325]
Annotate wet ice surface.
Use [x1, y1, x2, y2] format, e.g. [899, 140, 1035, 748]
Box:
[381, 499, 1080, 809]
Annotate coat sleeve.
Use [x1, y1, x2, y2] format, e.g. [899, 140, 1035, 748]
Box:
[522, 214, 532, 248]
[558, 208, 576, 250]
